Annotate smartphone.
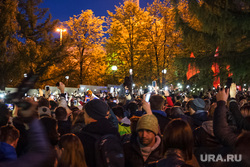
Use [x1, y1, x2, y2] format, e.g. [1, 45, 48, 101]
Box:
[152, 81, 156, 87]
[145, 93, 151, 102]
[226, 77, 233, 89]
[6, 103, 14, 111]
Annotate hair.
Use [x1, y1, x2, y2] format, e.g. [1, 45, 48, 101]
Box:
[130, 116, 140, 133]
[162, 119, 193, 161]
[38, 97, 50, 108]
[0, 103, 10, 127]
[40, 117, 59, 146]
[118, 96, 127, 106]
[240, 104, 250, 118]
[170, 107, 185, 118]
[126, 102, 138, 116]
[149, 95, 165, 110]
[58, 133, 87, 167]
[0, 125, 20, 143]
[55, 107, 67, 121]
[112, 106, 125, 119]
[72, 111, 85, 127]
[235, 132, 250, 166]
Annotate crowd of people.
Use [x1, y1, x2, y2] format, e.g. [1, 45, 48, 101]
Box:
[0, 80, 250, 167]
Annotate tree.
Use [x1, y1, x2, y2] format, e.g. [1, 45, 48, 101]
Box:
[0, 0, 20, 90]
[65, 10, 106, 85]
[106, 1, 152, 85]
[172, 0, 250, 86]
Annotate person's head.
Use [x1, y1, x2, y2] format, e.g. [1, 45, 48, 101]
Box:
[49, 100, 58, 111]
[38, 106, 51, 118]
[204, 99, 211, 112]
[126, 102, 138, 116]
[112, 106, 125, 121]
[149, 95, 165, 111]
[136, 114, 159, 147]
[118, 96, 127, 106]
[58, 133, 87, 167]
[55, 107, 67, 121]
[163, 119, 193, 161]
[170, 106, 184, 118]
[0, 125, 20, 148]
[130, 116, 140, 133]
[188, 98, 205, 115]
[124, 76, 131, 88]
[87, 90, 93, 97]
[40, 117, 59, 146]
[38, 97, 50, 108]
[240, 104, 250, 118]
[0, 103, 10, 127]
[83, 99, 110, 125]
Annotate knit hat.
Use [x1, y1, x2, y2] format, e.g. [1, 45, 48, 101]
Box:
[189, 98, 205, 111]
[38, 106, 51, 117]
[136, 114, 159, 135]
[85, 99, 109, 120]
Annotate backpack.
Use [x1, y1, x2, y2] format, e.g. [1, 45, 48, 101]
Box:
[82, 132, 125, 167]
[118, 123, 131, 136]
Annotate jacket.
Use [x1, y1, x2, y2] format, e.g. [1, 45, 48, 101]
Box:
[0, 142, 17, 161]
[193, 120, 222, 148]
[123, 134, 163, 167]
[152, 110, 171, 135]
[76, 118, 120, 167]
[213, 101, 240, 147]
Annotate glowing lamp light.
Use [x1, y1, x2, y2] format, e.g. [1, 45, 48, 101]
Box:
[164, 87, 168, 91]
[65, 76, 69, 80]
[111, 66, 117, 71]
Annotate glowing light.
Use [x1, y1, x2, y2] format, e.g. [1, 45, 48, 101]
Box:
[24, 73, 27, 77]
[164, 87, 168, 91]
[65, 76, 69, 80]
[111, 66, 117, 71]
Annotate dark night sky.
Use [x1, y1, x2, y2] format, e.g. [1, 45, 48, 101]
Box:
[41, 0, 155, 22]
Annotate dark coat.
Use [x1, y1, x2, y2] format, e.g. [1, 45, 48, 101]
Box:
[193, 120, 222, 148]
[57, 119, 71, 136]
[148, 149, 193, 167]
[152, 110, 171, 135]
[0, 142, 17, 161]
[76, 118, 120, 167]
[123, 134, 163, 167]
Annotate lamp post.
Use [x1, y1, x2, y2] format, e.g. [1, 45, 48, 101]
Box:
[65, 76, 69, 86]
[56, 28, 66, 45]
[162, 69, 167, 88]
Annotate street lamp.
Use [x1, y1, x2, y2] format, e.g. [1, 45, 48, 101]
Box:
[56, 28, 67, 45]
[65, 76, 69, 86]
[162, 69, 167, 88]
[111, 66, 117, 84]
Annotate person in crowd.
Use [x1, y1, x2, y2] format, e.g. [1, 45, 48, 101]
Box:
[119, 76, 133, 101]
[0, 125, 20, 161]
[187, 98, 208, 129]
[149, 95, 171, 134]
[0, 103, 10, 127]
[121, 116, 140, 144]
[123, 114, 163, 167]
[55, 107, 71, 137]
[112, 105, 131, 136]
[38, 97, 51, 117]
[76, 99, 120, 167]
[149, 119, 196, 167]
[58, 133, 87, 167]
[71, 111, 85, 133]
[39, 117, 59, 147]
[0, 99, 55, 167]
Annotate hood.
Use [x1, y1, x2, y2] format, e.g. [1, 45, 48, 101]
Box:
[82, 118, 119, 136]
[201, 120, 214, 136]
[121, 117, 131, 125]
[152, 110, 167, 117]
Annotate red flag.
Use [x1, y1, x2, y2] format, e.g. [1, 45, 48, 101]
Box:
[212, 47, 220, 88]
[187, 52, 200, 80]
[226, 65, 233, 77]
